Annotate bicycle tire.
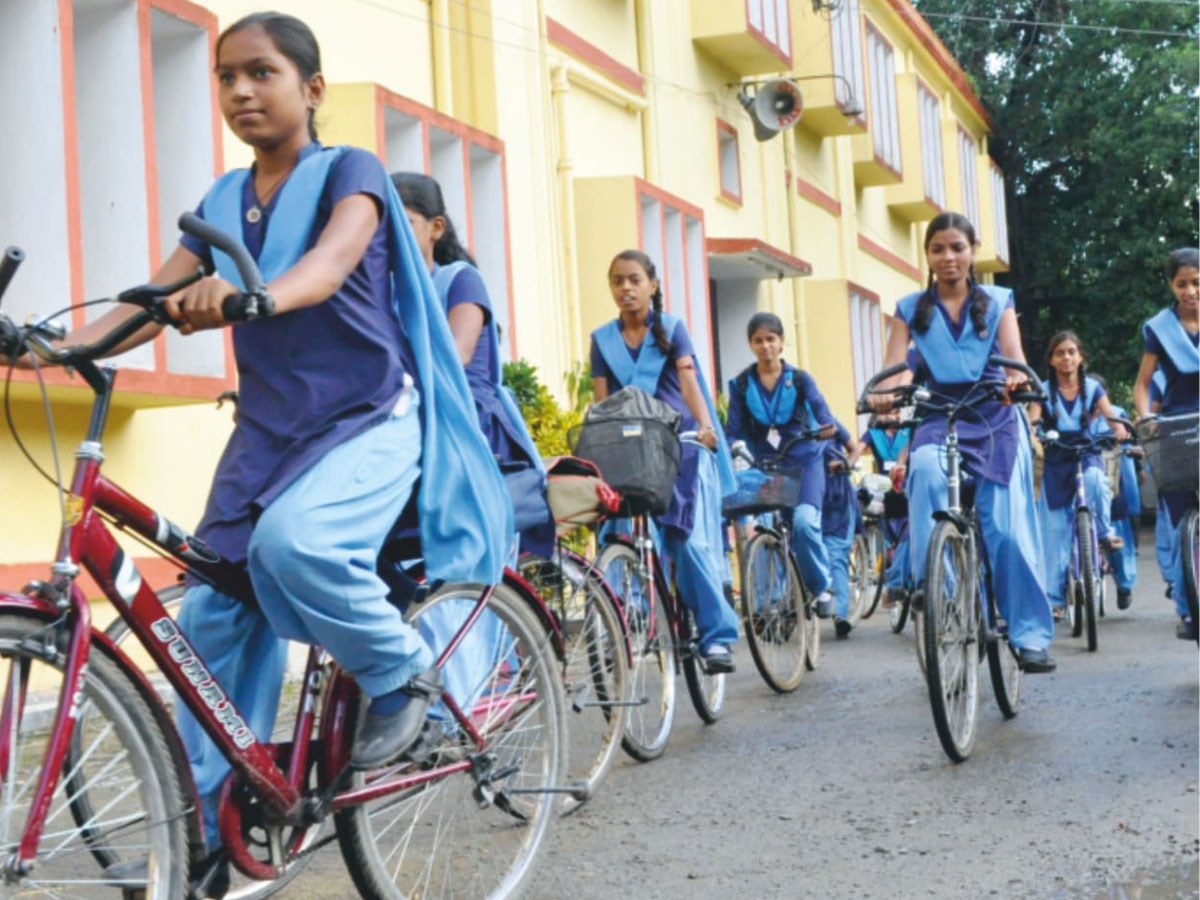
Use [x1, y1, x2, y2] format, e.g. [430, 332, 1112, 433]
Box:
[595, 541, 676, 763]
[680, 605, 726, 723]
[986, 630, 1022, 721]
[1181, 507, 1199, 643]
[740, 530, 806, 693]
[801, 555, 821, 671]
[1076, 509, 1099, 652]
[0, 611, 188, 897]
[1069, 571, 1083, 639]
[889, 589, 910, 634]
[102, 584, 321, 900]
[913, 607, 927, 675]
[861, 522, 887, 619]
[335, 581, 566, 900]
[922, 522, 980, 763]
[846, 533, 868, 625]
[525, 554, 629, 815]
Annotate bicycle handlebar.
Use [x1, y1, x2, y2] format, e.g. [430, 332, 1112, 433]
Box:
[856, 354, 1046, 416]
[0, 215, 274, 366]
[731, 426, 828, 469]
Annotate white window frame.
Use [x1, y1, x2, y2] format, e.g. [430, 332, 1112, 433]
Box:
[830, 0, 865, 115]
[850, 290, 884, 434]
[958, 128, 980, 230]
[917, 81, 946, 209]
[991, 164, 1010, 263]
[866, 24, 901, 174]
[716, 119, 742, 204]
[747, 0, 792, 60]
[382, 96, 514, 360]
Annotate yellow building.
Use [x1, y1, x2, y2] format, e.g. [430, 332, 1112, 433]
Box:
[0, 0, 1009, 593]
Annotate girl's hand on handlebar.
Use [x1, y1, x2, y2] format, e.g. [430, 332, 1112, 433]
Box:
[866, 393, 895, 414]
[816, 422, 838, 441]
[696, 424, 718, 450]
[164, 275, 239, 334]
[1001, 372, 1031, 404]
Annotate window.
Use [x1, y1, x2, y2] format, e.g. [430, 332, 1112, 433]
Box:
[716, 120, 742, 204]
[380, 93, 514, 360]
[639, 185, 713, 384]
[958, 128, 980, 230]
[990, 164, 1010, 263]
[850, 289, 883, 434]
[830, 0, 865, 115]
[0, 0, 221, 388]
[917, 82, 946, 209]
[747, 0, 792, 61]
[866, 24, 901, 174]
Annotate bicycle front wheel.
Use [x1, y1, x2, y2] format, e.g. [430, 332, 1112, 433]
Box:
[335, 582, 566, 900]
[680, 606, 725, 723]
[595, 541, 676, 762]
[846, 533, 871, 626]
[528, 555, 629, 814]
[1076, 509, 1099, 652]
[922, 522, 980, 763]
[740, 530, 806, 693]
[0, 611, 188, 898]
[1181, 507, 1199, 642]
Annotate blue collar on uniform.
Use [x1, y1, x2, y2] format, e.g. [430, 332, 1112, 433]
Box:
[1147, 307, 1199, 375]
[201, 146, 511, 584]
[745, 368, 797, 427]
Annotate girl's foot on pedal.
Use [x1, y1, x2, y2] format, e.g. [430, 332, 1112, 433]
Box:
[699, 643, 735, 674]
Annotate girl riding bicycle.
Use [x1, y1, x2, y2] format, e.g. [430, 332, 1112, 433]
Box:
[725, 311, 839, 619]
[32, 11, 511, 881]
[821, 419, 863, 637]
[867, 212, 1056, 673]
[589, 250, 740, 673]
[1132, 247, 1200, 639]
[1029, 330, 1129, 619]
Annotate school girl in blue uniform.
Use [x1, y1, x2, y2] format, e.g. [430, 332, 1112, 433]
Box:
[868, 212, 1056, 672]
[50, 13, 511, 874]
[392, 171, 552, 555]
[863, 416, 911, 605]
[1133, 247, 1200, 639]
[589, 250, 740, 672]
[725, 312, 840, 618]
[1147, 370, 1176, 594]
[1030, 331, 1128, 617]
[821, 420, 863, 637]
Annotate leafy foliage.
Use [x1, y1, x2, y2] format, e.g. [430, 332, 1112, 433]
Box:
[502, 359, 585, 457]
[912, 0, 1199, 389]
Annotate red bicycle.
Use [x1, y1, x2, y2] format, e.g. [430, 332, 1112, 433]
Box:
[0, 216, 567, 899]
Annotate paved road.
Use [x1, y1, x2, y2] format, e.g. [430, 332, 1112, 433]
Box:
[275, 531, 1199, 899]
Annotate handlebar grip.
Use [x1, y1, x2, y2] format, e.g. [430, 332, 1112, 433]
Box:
[221, 291, 275, 322]
[0, 246, 25, 304]
[178, 213, 266, 293]
[1008, 390, 1045, 404]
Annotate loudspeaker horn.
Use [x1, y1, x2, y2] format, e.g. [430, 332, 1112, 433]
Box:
[739, 79, 804, 142]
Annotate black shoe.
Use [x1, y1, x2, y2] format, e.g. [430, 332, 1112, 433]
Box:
[1176, 618, 1197, 641]
[1016, 647, 1057, 674]
[814, 593, 834, 619]
[1116, 589, 1132, 611]
[351, 667, 443, 771]
[699, 644, 735, 674]
[834, 617, 852, 639]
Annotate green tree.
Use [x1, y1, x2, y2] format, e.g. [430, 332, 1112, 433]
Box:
[912, 0, 1199, 397]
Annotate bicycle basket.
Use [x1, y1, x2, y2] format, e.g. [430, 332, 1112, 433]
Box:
[722, 468, 803, 518]
[570, 417, 680, 517]
[1101, 448, 1122, 497]
[1137, 413, 1199, 495]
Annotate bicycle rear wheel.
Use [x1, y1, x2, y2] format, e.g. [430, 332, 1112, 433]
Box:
[922, 522, 980, 763]
[1076, 509, 1099, 652]
[740, 530, 806, 693]
[1181, 507, 1199, 642]
[521, 554, 628, 815]
[680, 606, 725, 723]
[595, 542, 676, 762]
[104, 585, 320, 900]
[847, 532, 870, 626]
[335, 582, 566, 900]
[801, 557, 821, 672]
[861, 522, 886, 619]
[0, 611, 188, 898]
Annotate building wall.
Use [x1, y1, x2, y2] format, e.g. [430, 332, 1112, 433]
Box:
[0, 0, 1011, 590]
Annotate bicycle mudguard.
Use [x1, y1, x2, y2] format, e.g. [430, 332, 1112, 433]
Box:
[0, 592, 206, 856]
[503, 569, 567, 662]
[931, 509, 972, 534]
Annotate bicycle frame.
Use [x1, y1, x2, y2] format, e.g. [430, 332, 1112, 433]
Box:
[0, 360, 530, 875]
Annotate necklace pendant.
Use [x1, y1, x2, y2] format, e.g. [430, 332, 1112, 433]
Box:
[246, 206, 262, 224]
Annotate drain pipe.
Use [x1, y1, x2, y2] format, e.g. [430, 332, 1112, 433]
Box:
[781, 128, 810, 370]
